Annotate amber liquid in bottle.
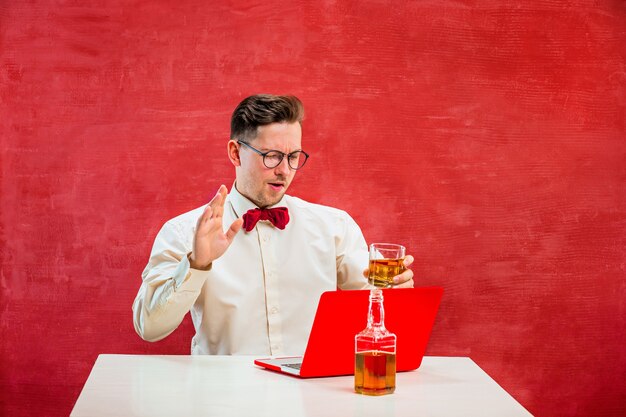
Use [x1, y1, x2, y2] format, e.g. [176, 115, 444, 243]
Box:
[355, 289, 396, 395]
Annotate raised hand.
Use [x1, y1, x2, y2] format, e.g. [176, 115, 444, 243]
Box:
[189, 185, 244, 270]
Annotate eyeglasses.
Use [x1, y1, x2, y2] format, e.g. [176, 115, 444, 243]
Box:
[237, 140, 309, 170]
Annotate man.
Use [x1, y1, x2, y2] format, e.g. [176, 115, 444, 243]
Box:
[132, 94, 414, 355]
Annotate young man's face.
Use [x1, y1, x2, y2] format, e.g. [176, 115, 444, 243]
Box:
[231, 121, 302, 208]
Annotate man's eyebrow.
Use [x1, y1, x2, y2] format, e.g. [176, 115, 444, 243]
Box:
[261, 147, 303, 153]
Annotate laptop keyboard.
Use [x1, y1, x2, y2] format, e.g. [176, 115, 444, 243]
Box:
[282, 363, 302, 370]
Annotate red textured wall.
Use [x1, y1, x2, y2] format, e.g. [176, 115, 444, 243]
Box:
[1, 1, 625, 416]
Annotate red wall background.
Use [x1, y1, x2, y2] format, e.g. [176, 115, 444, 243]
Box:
[1, 1, 624, 416]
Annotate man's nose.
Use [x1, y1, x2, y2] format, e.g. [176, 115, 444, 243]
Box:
[274, 157, 291, 176]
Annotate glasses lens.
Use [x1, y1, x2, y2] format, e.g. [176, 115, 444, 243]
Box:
[263, 151, 283, 168]
[288, 151, 308, 170]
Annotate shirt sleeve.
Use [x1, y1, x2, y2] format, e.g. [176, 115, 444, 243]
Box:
[335, 211, 371, 290]
[132, 220, 209, 342]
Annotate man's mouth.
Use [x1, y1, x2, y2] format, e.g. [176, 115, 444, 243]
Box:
[268, 182, 285, 191]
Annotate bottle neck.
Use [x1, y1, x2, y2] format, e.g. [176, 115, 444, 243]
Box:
[367, 289, 386, 328]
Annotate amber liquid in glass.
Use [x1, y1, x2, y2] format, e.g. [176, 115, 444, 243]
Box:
[354, 351, 396, 395]
[368, 258, 406, 288]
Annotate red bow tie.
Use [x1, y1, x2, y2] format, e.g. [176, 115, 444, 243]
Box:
[242, 207, 289, 232]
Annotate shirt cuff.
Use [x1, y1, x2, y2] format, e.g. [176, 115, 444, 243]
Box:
[173, 254, 211, 292]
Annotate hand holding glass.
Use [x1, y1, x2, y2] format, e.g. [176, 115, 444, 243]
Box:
[368, 243, 406, 288]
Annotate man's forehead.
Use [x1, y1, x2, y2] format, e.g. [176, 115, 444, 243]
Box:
[252, 122, 302, 149]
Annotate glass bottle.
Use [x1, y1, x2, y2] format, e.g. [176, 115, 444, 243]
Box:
[354, 289, 396, 395]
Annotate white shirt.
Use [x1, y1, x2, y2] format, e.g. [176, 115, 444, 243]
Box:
[132, 186, 370, 356]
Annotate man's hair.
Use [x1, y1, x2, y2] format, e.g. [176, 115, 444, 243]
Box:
[230, 94, 304, 142]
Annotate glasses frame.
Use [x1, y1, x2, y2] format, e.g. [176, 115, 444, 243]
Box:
[237, 140, 309, 170]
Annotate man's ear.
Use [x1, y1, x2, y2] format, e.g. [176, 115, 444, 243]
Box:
[227, 140, 241, 166]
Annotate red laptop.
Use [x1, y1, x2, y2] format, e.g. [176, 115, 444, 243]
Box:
[254, 287, 443, 378]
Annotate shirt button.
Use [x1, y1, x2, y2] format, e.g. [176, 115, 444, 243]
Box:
[270, 307, 278, 315]
[263, 235, 269, 242]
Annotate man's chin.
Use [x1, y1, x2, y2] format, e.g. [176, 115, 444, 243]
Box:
[259, 189, 287, 208]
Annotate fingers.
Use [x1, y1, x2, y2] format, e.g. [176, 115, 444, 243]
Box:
[393, 267, 414, 286]
[199, 185, 229, 229]
[207, 187, 221, 205]
[389, 254, 415, 288]
[207, 185, 228, 217]
[225, 218, 244, 242]
[189, 186, 236, 269]
[217, 184, 228, 199]
[362, 268, 370, 278]
[197, 205, 213, 230]
[197, 185, 231, 234]
[394, 278, 414, 288]
[214, 185, 228, 216]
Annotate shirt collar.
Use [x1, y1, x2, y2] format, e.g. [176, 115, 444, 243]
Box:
[228, 182, 287, 218]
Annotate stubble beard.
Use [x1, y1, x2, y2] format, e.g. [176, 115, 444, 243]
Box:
[237, 174, 291, 208]
[256, 186, 288, 208]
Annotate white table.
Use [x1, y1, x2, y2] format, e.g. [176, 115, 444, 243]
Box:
[71, 355, 533, 417]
